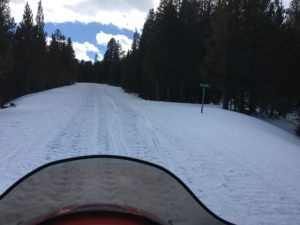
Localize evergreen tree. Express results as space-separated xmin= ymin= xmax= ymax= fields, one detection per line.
xmin=13 ymin=2 xmax=35 ymax=95
xmin=143 ymin=0 xmax=180 ymax=101
xmin=286 ymin=0 xmax=300 ymax=136
xmin=62 ymin=37 xmax=78 ymax=84
xmin=121 ymin=29 xmax=141 ymax=93
xmin=32 ymin=0 xmax=47 ymax=91
xmin=203 ymin=0 xmax=287 ymax=114
xmin=47 ymin=29 xmax=78 ymax=87
xmin=0 ymin=0 xmax=15 ymax=105
xmin=103 ymin=38 xmax=123 ymax=85
xmin=265 ymin=0 xmax=289 ymax=117
xmin=47 ymin=29 xmax=65 ymax=87
xmin=78 ymin=60 xmax=95 ymax=82
xmin=203 ymin=0 xmax=229 ymax=108
xmin=178 ymin=0 xmax=211 ymax=102
xmin=287 ymin=0 xmax=300 ymax=29
xmin=93 ymin=54 xmax=103 ymax=83
xmin=139 ymin=9 xmax=156 ymax=99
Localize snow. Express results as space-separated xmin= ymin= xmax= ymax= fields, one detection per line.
xmin=259 ymin=115 xmax=298 ymax=135
xmin=0 ymin=83 xmax=300 ymax=225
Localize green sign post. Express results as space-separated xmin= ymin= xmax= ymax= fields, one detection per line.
xmin=199 ymin=83 xmax=210 ymax=113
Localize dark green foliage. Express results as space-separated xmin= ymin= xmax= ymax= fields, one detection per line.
xmin=13 ymin=2 xmax=35 ymax=96
xmin=117 ymin=0 xmax=300 ymax=136
xmin=47 ymin=29 xmax=78 ymax=87
xmin=1 ymin=0 xmax=300 ymax=137
xmin=86 ymin=0 xmax=296 ymax=124
xmin=138 ymin=9 xmax=156 ymax=99
xmin=144 ymin=0 xmax=181 ymax=101
xmin=202 ymin=0 xmax=227 ymax=107
xmin=120 ymin=1 xmax=214 ymax=102
xmin=179 ymin=0 xmax=212 ymax=102
xmin=121 ymin=30 xmax=142 ymax=93
xmin=203 ymin=0 xmax=293 ymax=115
xmin=286 ymin=0 xmax=300 ymax=136
xmin=31 ymin=0 xmax=47 ymax=91
xmin=0 ymin=0 xmax=14 ymax=79
xmin=102 ymin=38 xmax=123 ymax=85
xmin=287 ymin=0 xmax=300 ymax=28
xmin=63 ymin=37 xmax=78 ymax=83
xmin=78 ymin=60 xmax=94 ymax=83
xmin=0 ymin=0 xmax=15 ymax=105
xmin=0 ymin=0 xmax=78 ymax=107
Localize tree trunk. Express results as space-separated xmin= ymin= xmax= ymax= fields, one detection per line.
xmin=222 ymin=88 xmax=229 ymax=110
xmin=155 ymin=81 xmax=160 ymax=101
xmin=166 ymin=85 xmax=171 ymax=102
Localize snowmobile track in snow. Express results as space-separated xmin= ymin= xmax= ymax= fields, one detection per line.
xmin=1 ymin=83 xmax=300 ymax=225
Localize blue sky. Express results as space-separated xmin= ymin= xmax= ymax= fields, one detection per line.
xmin=45 ymin=22 xmax=134 ymax=61
xmin=10 ymin=0 xmax=291 ymax=61
xmin=10 ymin=0 xmax=161 ymax=61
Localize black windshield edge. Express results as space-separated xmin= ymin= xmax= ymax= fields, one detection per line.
xmin=0 ymin=155 xmax=235 ymax=225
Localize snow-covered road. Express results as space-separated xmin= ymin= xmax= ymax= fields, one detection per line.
xmin=1 ymin=83 xmax=300 ymax=225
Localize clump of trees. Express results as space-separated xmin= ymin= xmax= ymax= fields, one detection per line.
xmin=1 ymin=0 xmax=300 ymax=136
xmin=0 ymin=0 xmax=77 ymax=106
xmin=79 ymin=0 xmax=299 ymax=136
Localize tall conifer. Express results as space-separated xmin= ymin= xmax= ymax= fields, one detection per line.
xmin=0 ymin=0 xmax=15 ymax=105
xmin=13 ymin=2 xmax=35 ymax=95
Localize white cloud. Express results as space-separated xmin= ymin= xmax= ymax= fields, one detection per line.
xmin=44 ymin=37 xmax=100 ymax=61
xmin=10 ymin=0 xmax=292 ymax=31
xmin=96 ymin=31 xmax=133 ymax=53
xmin=154 ymin=0 xmax=160 ymax=9
xmin=10 ymin=0 xmax=158 ymax=31
xmin=46 ymin=37 xmax=52 ymax=46
xmin=73 ymin=41 xmax=101 ymax=61
xmin=69 ymin=0 xmax=153 ymax=14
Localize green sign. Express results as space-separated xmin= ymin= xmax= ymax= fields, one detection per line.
xmin=199 ymin=83 xmax=210 ymax=88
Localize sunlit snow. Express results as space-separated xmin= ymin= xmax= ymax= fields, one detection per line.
xmin=0 ymin=83 xmax=299 ymax=225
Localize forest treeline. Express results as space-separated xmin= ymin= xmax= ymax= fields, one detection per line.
xmin=0 ymin=0 xmax=77 ymax=106
xmin=0 ymin=0 xmax=300 ymax=136
xmin=79 ymin=0 xmax=300 ymax=136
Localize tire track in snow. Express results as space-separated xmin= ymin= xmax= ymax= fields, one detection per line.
xmin=143 ymin=112 xmax=300 ymax=225
xmin=94 ymin=87 xmax=116 ymax=155
xmin=0 ymin=85 xmax=90 ymax=192
xmin=44 ymin=85 xmax=98 ymax=161
xmin=102 ymin=87 xmax=174 ymax=169
xmin=2 ymin=84 xmax=299 ymax=225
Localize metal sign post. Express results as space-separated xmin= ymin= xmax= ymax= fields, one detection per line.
xmin=199 ymin=83 xmax=210 ymax=114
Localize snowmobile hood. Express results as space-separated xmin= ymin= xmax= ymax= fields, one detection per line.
xmin=0 ymin=155 xmax=234 ymax=225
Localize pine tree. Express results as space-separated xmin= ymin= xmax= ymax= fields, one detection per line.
xmin=203 ymin=0 xmax=287 ymax=114
xmin=139 ymin=9 xmax=156 ymax=99
xmin=287 ymin=0 xmax=300 ymax=29
xmin=102 ymin=38 xmax=123 ymax=85
xmin=178 ymin=0 xmax=211 ymax=102
xmin=265 ymin=0 xmax=290 ymax=117
xmin=286 ymin=0 xmax=300 ymax=136
xmin=46 ymin=29 xmax=78 ymax=87
xmin=93 ymin=54 xmax=103 ymax=83
xmin=13 ymin=2 xmax=35 ymax=95
xmin=143 ymin=0 xmax=180 ymax=101
xmin=121 ymin=29 xmax=141 ymax=93
xmin=0 ymin=0 xmax=15 ymax=105
xmin=32 ymin=0 xmax=47 ymax=91
xmin=47 ymin=29 xmax=65 ymax=87
xmin=203 ymin=0 xmax=229 ymax=108
xmin=62 ymin=37 xmax=78 ymax=84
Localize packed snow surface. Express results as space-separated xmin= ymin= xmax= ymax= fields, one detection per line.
xmin=0 ymin=83 xmax=300 ymax=225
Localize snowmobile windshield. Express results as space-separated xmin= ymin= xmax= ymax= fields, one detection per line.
xmin=0 ymin=156 xmax=233 ymax=225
